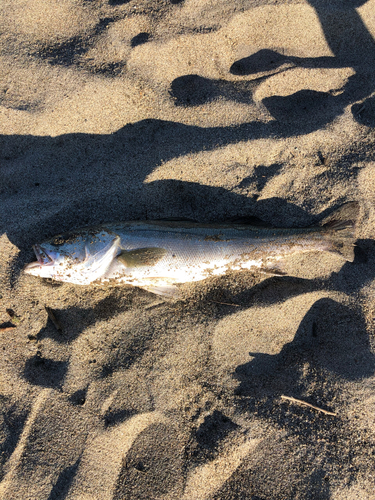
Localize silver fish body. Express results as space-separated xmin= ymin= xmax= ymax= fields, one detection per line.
xmin=24 ymin=203 xmax=358 ymax=296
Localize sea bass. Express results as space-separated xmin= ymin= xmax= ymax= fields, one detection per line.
xmin=24 ymin=203 xmax=358 ymax=297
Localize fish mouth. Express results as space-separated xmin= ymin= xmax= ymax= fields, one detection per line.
xmin=33 ymin=244 xmax=55 ymax=265
xmin=24 ymin=245 xmax=54 ymax=273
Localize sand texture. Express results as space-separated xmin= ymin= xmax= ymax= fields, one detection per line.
xmin=2 ymin=0 xmax=375 ymax=498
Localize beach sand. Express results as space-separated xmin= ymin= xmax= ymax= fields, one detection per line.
xmin=1 ymin=0 xmax=375 ymax=498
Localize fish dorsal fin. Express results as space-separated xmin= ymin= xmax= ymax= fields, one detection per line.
xmin=156 ymin=217 xmax=197 ymax=222
xmin=117 ymin=247 xmax=167 ymax=267
xmin=225 ymin=215 xmax=272 ymax=228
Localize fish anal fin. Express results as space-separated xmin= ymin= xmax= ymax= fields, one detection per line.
xmin=118 ymin=247 xmax=167 ymax=267
xmin=139 ymin=282 xmax=181 ymax=298
xmin=259 ymin=262 xmax=287 ymax=276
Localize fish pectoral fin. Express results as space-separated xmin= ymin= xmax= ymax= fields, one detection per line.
xmin=84 ymin=236 xmax=121 ymax=281
xmin=117 ymin=247 xmax=167 ymax=267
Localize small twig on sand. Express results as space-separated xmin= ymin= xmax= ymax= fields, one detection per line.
xmin=357 ymin=104 xmax=365 ymax=115
xmin=45 ymin=307 xmax=62 ymax=332
xmin=211 ymin=300 xmax=240 ymax=307
xmin=280 ymin=395 xmax=337 ymax=416
xmin=144 ymin=300 xmax=166 ymax=310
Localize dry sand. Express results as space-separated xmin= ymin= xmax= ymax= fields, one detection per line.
xmin=1 ymin=0 xmax=375 ymax=498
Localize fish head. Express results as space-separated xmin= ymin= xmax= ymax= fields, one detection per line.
xmin=24 ymin=231 xmax=121 ymax=284
xmin=24 ymin=236 xmax=88 ymax=282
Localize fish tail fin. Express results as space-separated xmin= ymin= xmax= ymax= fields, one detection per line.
xmin=320 ymin=202 xmax=359 ymax=262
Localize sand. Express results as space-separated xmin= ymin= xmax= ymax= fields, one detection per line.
xmin=1 ymin=0 xmax=375 ymax=498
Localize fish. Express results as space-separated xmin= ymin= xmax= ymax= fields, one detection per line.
xmin=24 ymin=202 xmax=359 ymax=297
